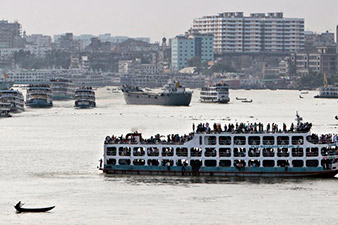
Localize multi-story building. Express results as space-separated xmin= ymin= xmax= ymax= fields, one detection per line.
xmin=0 ymin=20 xmax=22 ymax=48
xmin=26 ymin=34 xmax=52 ymax=47
xmin=291 ymin=46 xmax=338 ymax=76
xmin=171 ymin=34 xmax=214 ymax=71
xmin=192 ymin=12 xmax=304 ymax=54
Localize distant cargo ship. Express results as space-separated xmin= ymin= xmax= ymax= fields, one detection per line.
xmin=50 ymin=78 xmax=75 ymax=100
xmin=122 ymin=81 xmax=192 ymax=106
xmin=26 ymin=84 xmax=53 ymax=108
xmin=74 ymin=86 xmax=96 ymax=108
xmin=200 ymin=83 xmax=230 ymax=103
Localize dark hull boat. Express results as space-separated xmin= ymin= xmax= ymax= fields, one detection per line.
xmin=15 ymin=204 xmax=55 ymax=213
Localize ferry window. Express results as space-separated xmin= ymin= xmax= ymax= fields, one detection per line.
xmin=119 ymin=147 xmax=131 ymax=156
xmin=176 ymin=147 xmax=188 ymax=157
xmin=176 ymin=159 xmax=188 ymax=167
xmin=306 ymin=148 xmax=318 ymax=157
xmin=306 ymin=160 xmax=319 ymax=167
xmin=292 ymin=148 xmax=304 ymax=157
xmin=190 ymin=160 xmax=202 ymax=171
xmin=263 ymin=160 xmax=275 ymax=167
xmin=321 ymin=159 xmax=334 ymax=170
xmin=147 ymin=159 xmax=160 ymax=166
xmin=277 ymin=160 xmax=289 ymax=167
xmin=205 ymin=136 xmax=216 ymax=145
xmin=162 ymin=147 xmax=174 ymax=157
xmin=219 ymin=148 xmax=231 ymax=157
xmin=219 ymin=136 xmax=231 ymax=145
xmin=263 ymin=136 xmax=275 ymax=145
xmin=234 ymin=148 xmax=246 ymax=157
xmin=321 ymin=147 xmax=336 ymax=156
xmin=118 ymin=159 xmax=131 ymax=165
xmin=292 ymin=136 xmax=304 ymax=145
xmin=107 ymin=159 xmax=116 ymax=165
xmin=248 ymin=160 xmax=260 ymax=167
xmin=190 ymin=148 xmax=202 ymax=157
xmin=292 ymin=160 xmax=304 ymax=168
xmin=234 ymin=136 xmax=246 ymax=145
xmin=306 ymin=135 xmax=318 ymax=144
xmin=263 ymin=148 xmax=275 ymax=157
xmin=234 ymin=160 xmax=246 ymax=169
xmin=219 ymin=160 xmax=231 ymax=167
xmin=205 ymin=160 xmax=217 ymax=167
xmin=133 ymin=147 xmax=145 ymax=156
xmin=248 ymin=148 xmax=261 ymax=157
xmin=248 ymin=136 xmax=260 ymax=145
xmin=277 ymin=148 xmax=289 ymax=157
xmin=277 ymin=136 xmax=289 ymax=145
xmin=205 ymin=148 xmax=217 ymax=157
xmin=133 ymin=159 xmax=145 ymax=166
xmin=147 ymin=147 xmax=159 ymax=156
xmin=107 ymin=147 xmax=116 ymax=156
xmin=161 ymin=160 xmax=174 ymax=166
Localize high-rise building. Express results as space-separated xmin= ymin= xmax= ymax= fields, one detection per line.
xmin=0 ymin=20 xmax=22 ymax=48
xmin=192 ymin=12 xmax=304 ymax=54
xmin=171 ymin=34 xmax=214 ymax=71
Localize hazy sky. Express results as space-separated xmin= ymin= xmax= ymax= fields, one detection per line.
xmin=1 ymin=0 xmax=337 ymax=42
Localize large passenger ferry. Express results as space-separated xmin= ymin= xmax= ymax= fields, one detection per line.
xmin=0 ymin=89 xmax=24 ymax=112
xmin=102 ymin=114 xmax=338 ymax=178
xmin=200 ymin=83 xmax=230 ymax=103
xmin=0 ymin=97 xmax=11 ymax=117
xmin=50 ymin=78 xmax=75 ymax=100
xmin=314 ymin=83 xmax=338 ymax=99
xmin=26 ymin=84 xmax=53 ymax=108
xmin=74 ymin=86 xmax=96 ymax=108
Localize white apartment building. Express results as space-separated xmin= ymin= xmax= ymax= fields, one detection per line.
xmin=171 ymin=34 xmax=214 ymax=71
xmin=192 ymin=12 xmax=304 ymax=54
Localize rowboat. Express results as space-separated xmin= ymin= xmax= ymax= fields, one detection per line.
xmin=14 ymin=202 xmax=55 ymax=213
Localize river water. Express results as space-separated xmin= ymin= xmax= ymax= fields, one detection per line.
xmin=1 ymin=88 xmax=338 ymax=224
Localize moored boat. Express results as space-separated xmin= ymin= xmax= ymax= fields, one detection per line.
xmin=122 ymin=80 xmax=192 ymax=106
xmin=26 ymin=84 xmax=53 ymax=108
xmin=0 ymin=97 xmax=11 ymax=117
xmin=50 ymin=78 xmax=75 ymax=100
xmin=74 ymin=86 xmax=96 ymax=108
xmin=0 ymin=89 xmax=24 ymax=112
xmin=102 ymin=114 xmax=338 ymax=178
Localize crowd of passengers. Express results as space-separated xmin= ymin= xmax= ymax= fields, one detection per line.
xmin=104 ymin=132 xmax=194 ymax=145
xmin=195 ymin=122 xmax=313 ymax=134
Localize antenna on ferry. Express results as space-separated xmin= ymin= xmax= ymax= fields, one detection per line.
xmin=296 ymin=111 xmax=303 ymax=128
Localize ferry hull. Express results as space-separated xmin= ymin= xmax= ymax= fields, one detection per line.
xmin=52 ymin=95 xmax=75 ymax=101
xmin=123 ymin=92 xmax=192 ymax=106
xmin=26 ymin=100 xmax=52 ymax=108
xmin=314 ymin=95 xmax=338 ymax=99
xmin=75 ymin=100 xmax=95 ymax=109
xmin=103 ymin=166 xmax=338 ymax=178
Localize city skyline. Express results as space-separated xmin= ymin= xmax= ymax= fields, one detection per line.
xmin=0 ymin=0 xmax=338 ymax=42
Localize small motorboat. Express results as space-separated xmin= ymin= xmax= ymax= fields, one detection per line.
xmin=14 ymin=202 xmax=55 ymax=213
xmin=300 ymin=91 xmax=308 ymax=94
xmin=236 ymin=97 xmax=247 ymax=100
xmin=242 ymin=99 xmax=253 ymax=103
xmin=299 ymin=95 xmax=303 ymax=99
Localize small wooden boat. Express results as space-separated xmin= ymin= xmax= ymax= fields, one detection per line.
xmin=335 ymin=116 xmax=338 ymax=120
xmin=299 ymin=95 xmax=303 ymax=99
xmin=242 ymin=99 xmax=253 ymax=103
xmin=14 ymin=202 xmax=55 ymax=213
